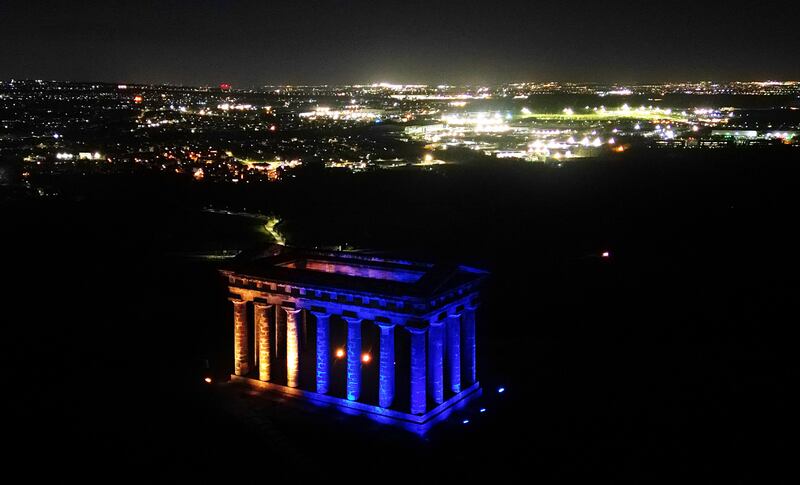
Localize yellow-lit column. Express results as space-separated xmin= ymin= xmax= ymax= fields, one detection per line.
xmin=232 ymin=299 xmax=249 ymax=376
xmin=284 ymin=307 xmax=302 ymax=388
xmin=254 ymin=302 xmax=273 ymax=382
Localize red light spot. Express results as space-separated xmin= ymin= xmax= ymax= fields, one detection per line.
xmin=219 ymin=83 xmax=231 ymax=91
xmin=133 ymin=95 xmax=143 ymax=103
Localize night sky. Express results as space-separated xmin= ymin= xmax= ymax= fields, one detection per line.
xmin=2 ymin=0 xmax=798 ymax=86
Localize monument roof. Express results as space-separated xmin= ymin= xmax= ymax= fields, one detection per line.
xmin=221 ymin=246 xmax=488 ymax=301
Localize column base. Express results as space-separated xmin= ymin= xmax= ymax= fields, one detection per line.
xmin=229 ymin=375 xmax=481 ymax=435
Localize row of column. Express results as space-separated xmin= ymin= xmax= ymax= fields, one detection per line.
xmin=232 ymin=300 xmax=478 ymax=415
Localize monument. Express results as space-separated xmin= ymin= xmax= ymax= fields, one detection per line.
xmin=220 ymin=246 xmax=487 ymax=433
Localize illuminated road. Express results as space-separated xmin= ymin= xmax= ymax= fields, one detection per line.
xmin=204 ymin=208 xmax=286 ymax=245
xmin=263 ymin=217 xmax=286 ymax=245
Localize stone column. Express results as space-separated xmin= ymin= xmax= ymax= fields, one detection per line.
xmin=232 ymin=299 xmax=249 ymax=376
xmin=408 ymin=325 xmax=428 ymax=415
xmin=311 ymin=311 xmax=331 ymax=394
xmin=283 ymin=307 xmax=302 ymax=388
xmin=428 ymin=319 xmax=445 ymax=404
xmin=463 ymin=304 xmax=478 ymax=385
xmin=254 ymin=302 xmax=273 ymax=382
xmin=343 ymin=316 xmax=362 ymax=401
xmin=447 ymin=312 xmax=462 ymax=393
xmin=275 ymin=309 xmax=282 ymax=358
xmin=377 ymin=322 xmax=396 ymax=408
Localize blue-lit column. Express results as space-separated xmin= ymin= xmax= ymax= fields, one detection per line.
xmin=311 ymin=311 xmax=330 ymax=394
xmin=343 ymin=316 xmax=362 ymax=401
xmin=376 ymin=322 xmax=396 ymax=408
xmin=407 ymin=325 xmax=428 ymax=415
xmin=232 ymin=299 xmax=249 ymax=376
xmin=283 ymin=307 xmax=302 ymax=388
xmin=463 ymin=304 xmax=478 ymax=385
xmin=428 ymin=320 xmax=445 ymax=404
xmin=447 ymin=311 xmax=462 ymax=393
xmin=254 ymin=302 xmax=273 ymax=382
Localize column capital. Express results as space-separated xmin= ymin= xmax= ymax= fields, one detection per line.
xmin=406 ymin=324 xmax=429 ymax=335
xmin=375 ymin=321 xmax=396 ymax=330
xmin=282 ymin=306 xmax=303 ymax=315
xmin=309 ymin=310 xmax=330 ymax=318
xmin=465 ymin=302 xmax=480 ymax=312
xmin=253 ymin=301 xmax=273 ymax=309
xmin=448 ymin=311 xmax=463 ymax=318
xmin=229 ymin=297 xmax=247 ymax=304
xmin=429 ymin=319 xmax=446 ymax=327
xmin=341 ymin=315 xmax=362 ymax=324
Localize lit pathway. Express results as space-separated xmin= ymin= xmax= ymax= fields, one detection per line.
xmin=263 ymin=217 xmax=286 ymax=245
xmin=203 ymin=208 xmax=287 ymax=246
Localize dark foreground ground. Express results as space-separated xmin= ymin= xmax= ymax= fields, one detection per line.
xmin=4 ymin=148 xmax=799 ymax=481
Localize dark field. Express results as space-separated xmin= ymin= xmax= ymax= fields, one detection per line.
xmin=5 ymin=148 xmax=799 ymax=480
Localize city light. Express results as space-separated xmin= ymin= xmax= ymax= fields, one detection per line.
xmin=336 ymin=348 xmax=345 ymax=358
xmin=361 ymin=353 xmax=371 ymax=363
xmin=204 ymin=377 xmax=212 ymax=384
xmin=12 ymin=79 xmax=799 ymax=186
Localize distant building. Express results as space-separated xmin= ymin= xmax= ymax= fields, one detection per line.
xmin=220 ymin=247 xmax=487 ymax=433
xmin=711 ymin=130 xmax=758 ymax=140
xmin=404 ymin=124 xmax=445 ymax=135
